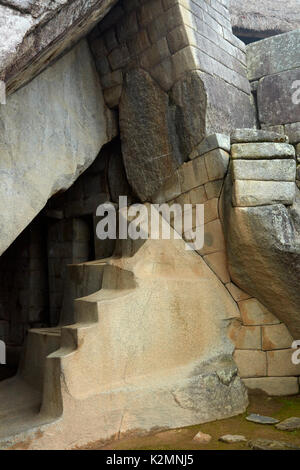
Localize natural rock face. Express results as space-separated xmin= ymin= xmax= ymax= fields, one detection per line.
xmin=224 ymin=183 xmax=300 ymax=338
xmin=230 ymin=0 xmax=300 ymax=39
xmin=0 ymin=0 xmax=117 ymax=94
xmin=0 ymin=39 xmax=113 ymax=256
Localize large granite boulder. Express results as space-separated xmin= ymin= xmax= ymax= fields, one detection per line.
xmin=230 ymin=0 xmax=300 ymax=39
xmin=0 ymin=39 xmax=113 ymax=256
xmin=223 ymin=176 xmax=300 ymax=338
xmin=0 ymin=0 xmax=117 ymax=94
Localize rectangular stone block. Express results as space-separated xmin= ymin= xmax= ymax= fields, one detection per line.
xmin=232 ymin=181 xmax=296 ymax=207
xmin=285 ymin=122 xmax=300 ymax=144
xmin=190 ymin=133 xmax=231 ymax=159
xmin=204 ymin=180 xmax=223 ymax=199
xmin=243 ymin=377 xmax=299 ymax=396
xmin=262 ymin=324 xmax=294 ymax=351
xmin=203 ymin=198 xmax=219 ymax=223
xmin=179 ymin=157 xmax=209 ymax=193
xmin=231 ymin=159 xmax=296 ymax=182
xmin=234 ymin=350 xmax=267 ymax=378
xmin=238 ymin=299 xmax=280 ymax=326
xmin=247 ymin=30 xmax=300 ymax=81
xmin=231 ymin=129 xmax=288 ymax=144
xmin=267 ymin=349 xmax=300 ymax=377
xmin=189 ymin=185 xmax=207 ymax=204
xmin=229 ymin=321 xmax=261 ymax=350
xmin=257 ymin=69 xmax=300 ymax=126
xmin=197 ymin=219 xmax=226 ymax=255
xmin=204 ymin=149 xmax=230 ymax=181
xmin=231 ymin=143 xmax=295 ymax=159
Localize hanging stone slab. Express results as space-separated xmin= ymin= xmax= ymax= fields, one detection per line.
xmin=246 ymin=414 xmax=279 ymax=424
xmin=231 ymin=129 xmax=288 ymax=144
xmin=231 ymin=143 xmax=295 ymax=159
xmin=219 ymin=435 xmax=247 ymax=443
xmin=248 ymin=439 xmax=300 ymax=450
xmin=276 ymin=417 xmax=300 ymax=431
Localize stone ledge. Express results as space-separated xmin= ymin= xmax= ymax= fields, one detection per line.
xmin=231 ymin=142 xmax=295 ymax=159
xmin=231 ymin=159 xmax=296 ymax=182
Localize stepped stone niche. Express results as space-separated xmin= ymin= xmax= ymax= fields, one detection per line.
xmin=0 ymin=0 xmax=299 ymax=450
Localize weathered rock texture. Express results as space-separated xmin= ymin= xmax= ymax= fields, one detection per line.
xmin=230 ymin=0 xmax=300 ymax=39
xmin=0 ymin=39 xmax=113 ymax=256
xmin=0 ymin=0 xmax=117 ymax=94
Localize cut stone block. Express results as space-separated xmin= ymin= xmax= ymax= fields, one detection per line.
xmin=262 ymin=324 xmax=294 ymax=351
xmin=231 ymin=129 xmax=288 ymax=144
xmin=179 ymin=157 xmax=209 ymax=193
xmin=189 ymin=185 xmax=207 ymax=204
xmin=197 ymin=219 xmax=226 ymax=256
xmin=189 ymin=133 xmax=230 ymax=159
xmin=229 ymin=322 xmax=261 ymax=350
xmin=204 ymin=149 xmax=230 ymax=181
xmin=231 ymin=143 xmax=295 ymax=159
xmin=243 ymin=377 xmax=299 ymax=397
xmin=204 ymin=180 xmax=223 ymax=199
xmin=226 ymin=283 xmax=251 ymax=302
xmin=285 ymin=122 xmax=300 ymax=144
xmin=238 ymin=299 xmax=280 ymax=326
xmin=231 ymin=160 xmax=296 ymax=182
xmin=203 ymin=198 xmax=219 ymax=224
xmin=267 ymin=349 xmax=300 ymax=377
xmin=257 ymin=69 xmax=300 ymax=126
xmin=204 ymin=250 xmax=230 ymax=284
xmin=246 ymin=30 xmax=300 ymax=81
xmin=232 ymin=181 xmax=296 ymax=207
xmin=234 ymin=350 xmax=267 ymax=378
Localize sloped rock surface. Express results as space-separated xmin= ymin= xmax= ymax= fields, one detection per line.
xmin=0 ymin=39 xmax=112 ymax=256
xmin=0 ymin=0 xmax=117 ymax=94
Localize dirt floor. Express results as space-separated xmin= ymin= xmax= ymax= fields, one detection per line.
xmin=82 ymin=393 xmax=300 ymax=450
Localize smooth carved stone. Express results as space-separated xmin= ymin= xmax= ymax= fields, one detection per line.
xmin=246 ymin=414 xmax=279 ymax=425
xmin=243 ymin=377 xmax=299 ymax=397
xmin=231 ymin=143 xmax=295 ymax=159
xmin=190 ymin=134 xmax=231 ymax=159
xmin=257 ymin=69 xmax=300 ymax=126
xmin=204 ymin=149 xmax=230 ymax=181
xmin=262 ymin=324 xmax=293 ymax=351
xmin=248 ymin=439 xmax=300 ymax=450
xmin=232 ymin=181 xmax=296 ymax=207
xmin=233 ymin=350 xmax=267 ymax=378
xmin=231 ymin=160 xmax=296 ymax=182
xmin=193 ymin=432 xmax=212 ymax=444
xmin=246 ymin=29 xmax=300 ymax=81
xmin=219 ymin=435 xmax=246 ymax=443
xmin=276 ymin=417 xmax=300 ymax=431
xmin=231 ymin=129 xmax=288 ymax=144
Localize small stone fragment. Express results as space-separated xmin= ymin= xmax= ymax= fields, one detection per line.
xmin=275 ymin=417 xmax=300 ymax=431
xmin=248 ymin=439 xmax=300 ymax=450
xmin=246 ymin=413 xmax=279 ymax=424
xmin=193 ymin=431 xmax=212 ymax=444
xmin=219 ymin=434 xmax=247 ymax=443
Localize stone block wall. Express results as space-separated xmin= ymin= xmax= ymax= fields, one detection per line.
xmin=88 ymin=0 xmax=256 ymax=200
xmin=149 ymin=129 xmax=300 ymax=396
xmin=247 ymin=30 xmax=300 ymax=189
